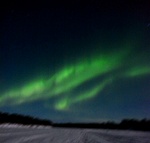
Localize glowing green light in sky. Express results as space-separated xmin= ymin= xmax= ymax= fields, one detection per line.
xmin=73 ymin=78 xmax=112 ymax=103
xmin=126 ymin=66 xmax=150 ymax=77
xmin=0 ymin=79 xmax=47 ymax=105
xmin=20 ymin=80 xmax=45 ymax=96
xmin=49 ymin=50 xmax=128 ymax=96
xmin=55 ymin=78 xmax=112 ymax=110
xmin=0 ymin=47 xmax=131 ymax=108
xmin=55 ymin=97 xmax=70 ymax=110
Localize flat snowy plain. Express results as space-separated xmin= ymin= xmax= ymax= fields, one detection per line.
xmin=0 ymin=124 xmax=149 ymax=143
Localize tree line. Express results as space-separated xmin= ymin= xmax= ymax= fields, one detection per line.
xmin=53 ymin=119 xmax=150 ymax=131
xmin=0 ymin=112 xmax=52 ymax=126
xmin=0 ymin=112 xmax=150 ymax=131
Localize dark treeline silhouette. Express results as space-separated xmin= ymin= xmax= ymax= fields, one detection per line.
xmin=53 ymin=119 xmax=150 ymax=131
xmin=119 ymin=119 xmax=150 ymax=131
xmin=0 ymin=112 xmax=52 ymax=126
xmin=0 ymin=112 xmax=150 ymax=131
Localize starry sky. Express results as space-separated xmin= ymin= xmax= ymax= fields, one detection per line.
xmin=0 ymin=1 xmax=150 ymax=122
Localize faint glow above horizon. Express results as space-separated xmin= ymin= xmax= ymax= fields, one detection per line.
xmin=1 ymin=45 xmax=150 ymax=111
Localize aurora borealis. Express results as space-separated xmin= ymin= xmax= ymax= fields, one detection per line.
xmin=0 ymin=1 xmax=150 ymax=122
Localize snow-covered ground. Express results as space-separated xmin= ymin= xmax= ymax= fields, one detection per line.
xmin=0 ymin=124 xmax=149 ymax=143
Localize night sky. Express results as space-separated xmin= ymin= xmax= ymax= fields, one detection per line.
xmin=0 ymin=1 xmax=150 ymax=122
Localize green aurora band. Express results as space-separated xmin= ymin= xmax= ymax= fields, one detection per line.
xmin=55 ymin=78 xmax=113 ymax=110
xmin=125 ymin=66 xmax=150 ymax=77
xmin=0 ymin=47 xmax=150 ymax=110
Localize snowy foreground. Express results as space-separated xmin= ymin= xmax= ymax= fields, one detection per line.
xmin=0 ymin=124 xmax=149 ymax=143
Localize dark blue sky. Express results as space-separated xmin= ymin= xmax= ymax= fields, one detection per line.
xmin=0 ymin=1 xmax=150 ymax=122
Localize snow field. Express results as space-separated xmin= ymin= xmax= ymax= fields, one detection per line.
xmin=0 ymin=125 xmax=149 ymax=143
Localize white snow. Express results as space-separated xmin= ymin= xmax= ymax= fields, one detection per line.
xmin=0 ymin=124 xmax=149 ymax=143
